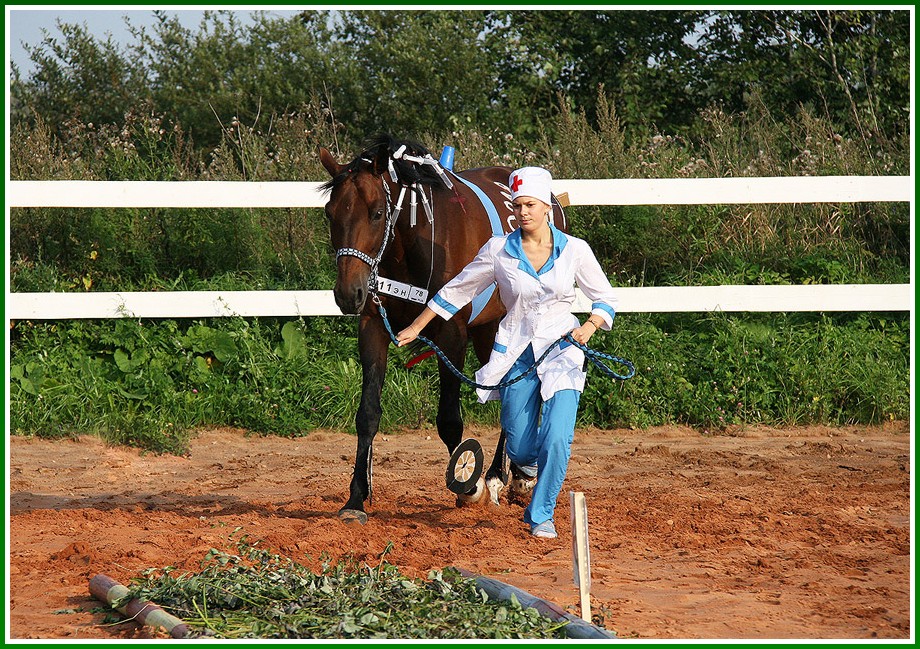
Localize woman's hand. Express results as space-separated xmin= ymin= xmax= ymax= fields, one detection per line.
xmin=396 ymin=325 xmax=419 ymax=347
xmin=570 ymin=318 xmax=600 ymax=345
xmin=396 ymin=307 xmax=438 ymax=347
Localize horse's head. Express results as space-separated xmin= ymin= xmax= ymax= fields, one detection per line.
xmin=319 ymin=146 xmax=389 ymax=314
xmin=319 ymin=135 xmax=439 ymax=314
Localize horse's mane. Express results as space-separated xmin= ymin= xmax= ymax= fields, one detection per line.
xmin=320 ymin=134 xmax=445 ymax=192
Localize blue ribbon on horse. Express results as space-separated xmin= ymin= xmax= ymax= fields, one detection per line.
xmin=448 ymin=171 xmax=505 ymax=325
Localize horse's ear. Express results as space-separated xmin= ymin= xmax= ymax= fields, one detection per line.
xmin=370 ymin=149 xmax=389 ymax=176
xmin=318 ymin=147 xmax=345 ymax=178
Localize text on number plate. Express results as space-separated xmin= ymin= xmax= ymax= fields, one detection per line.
xmin=376 ymin=277 xmax=429 ymax=304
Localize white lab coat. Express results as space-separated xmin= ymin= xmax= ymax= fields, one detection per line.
xmin=428 ymin=224 xmax=619 ymax=403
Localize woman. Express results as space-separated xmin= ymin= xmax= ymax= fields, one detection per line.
xmin=396 ymin=166 xmax=618 ymax=539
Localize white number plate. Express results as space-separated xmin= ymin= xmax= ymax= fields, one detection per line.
xmin=376 ymin=277 xmax=428 ymax=304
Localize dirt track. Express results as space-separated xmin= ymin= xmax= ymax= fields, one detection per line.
xmin=7 ymin=422 xmax=912 ymax=640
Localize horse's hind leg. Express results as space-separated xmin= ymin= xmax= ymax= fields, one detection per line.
xmin=471 ymin=322 xmax=507 ymax=505
xmin=509 ymin=461 xmax=538 ymax=500
xmin=482 ymin=433 xmax=536 ymax=505
xmin=435 ymin=324 xmax=485 ymax=506
xmin=483 ymin=437 xmax=534 ymax=505
xmin=485 ymin=431 xmax=508 ymax=505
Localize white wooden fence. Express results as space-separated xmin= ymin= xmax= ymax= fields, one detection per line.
xmin=6 ymin=176 xmax=914 ymax=319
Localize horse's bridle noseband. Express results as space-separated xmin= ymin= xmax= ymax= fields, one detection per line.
xmin=335 ymin=247 xmax=377 ymax=268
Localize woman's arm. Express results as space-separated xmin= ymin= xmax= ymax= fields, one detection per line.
xmin=397 ymin=238 xmax=500 ymax=346
xmin=396 ymin=307 xmax=438 ymax=346
xmin=573 ymin=239 xmax=619 ymax=335
xmin=569 ymin=312 xmax=605 ymax=345
xmin=427 ymin=239 xmax=499 ymax=321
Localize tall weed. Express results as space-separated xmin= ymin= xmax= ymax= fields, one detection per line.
xmin=577 ymin=312 xmax=908 ymax=431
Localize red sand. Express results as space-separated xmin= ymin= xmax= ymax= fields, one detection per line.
xmin=8 ymin=422 xmax=911 ymax=639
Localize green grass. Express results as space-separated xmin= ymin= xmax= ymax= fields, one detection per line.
xmin=9 ymin=311 xmax=909 ymax=454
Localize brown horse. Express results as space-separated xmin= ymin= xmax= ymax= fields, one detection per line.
xmin=319 ymin=134 xmax=567 ymax=523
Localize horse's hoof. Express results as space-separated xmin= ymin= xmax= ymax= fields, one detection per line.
xmin=338 ymin=508 xmax=368 ymax=525
xmin=486 ymin=476 xmax=505 ymax=505
xmin=456 ymin=476 xmax=486 ymax=507
xmin=511 ymin=475 xmax=537 ymax=496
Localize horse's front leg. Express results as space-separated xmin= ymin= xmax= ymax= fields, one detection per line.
xmin=435 ymin=326 xmax=464 ymax=457
xmin=339 ymin=313 xmax=389 ymax=524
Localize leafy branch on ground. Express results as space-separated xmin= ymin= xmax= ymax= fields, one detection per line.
xmin=124 ymin=536 xmax=568 ymax=639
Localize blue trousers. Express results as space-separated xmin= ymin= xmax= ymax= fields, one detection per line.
xmin=500 ymin=345 xmax=581 ymax=527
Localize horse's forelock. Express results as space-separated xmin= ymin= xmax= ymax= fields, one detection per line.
xmin=321 ymin=135 xmax=441 ymax=193
xmin=318 ymin=155 xmax=373 ymax=194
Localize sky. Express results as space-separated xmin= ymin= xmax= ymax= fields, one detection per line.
xmin=6 ymin=6 xmax=305 ymax=77
xmin=5 ymin=4 xmax=694 ymax=77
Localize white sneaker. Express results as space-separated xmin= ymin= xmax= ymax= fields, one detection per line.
xmin=531 ymin=520 xmax=557 ymax=539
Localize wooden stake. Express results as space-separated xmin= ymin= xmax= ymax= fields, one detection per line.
xmin=569 ymin=491 xmax=592 ymax=623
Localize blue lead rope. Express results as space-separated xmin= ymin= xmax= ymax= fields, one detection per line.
xmin=376 ymin=301 xmax=635 ymax=391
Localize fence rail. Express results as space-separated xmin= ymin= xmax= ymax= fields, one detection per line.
xmin=6 ymin=176 xmax=913 ymax=319
xmin=7 ymin=176 xmax=913 ymax=208
xmin=5 ymin=284 xmax=912 ymax=320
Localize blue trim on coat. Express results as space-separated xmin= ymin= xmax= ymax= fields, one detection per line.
xmin=504 ymin=223 xmax=569 ymax=279
xmin=592 ymin=301 xmax=616 ymax=321
xmin=433 ymin=293 xmax=460 ymax=316
xmin=492 ymin=341 xmax=508 ymax=354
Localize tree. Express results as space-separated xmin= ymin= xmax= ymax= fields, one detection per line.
xmin=11 ymin=8 xmax=909 ymax=155
xmin=127 ymin=10 xmax=341 ymax=149
xmin=331 ymin=11 xmax=502 ymax=139
xmin=696 ymin=10 xmax=910 ymax=141
xmin=11 ymin=19 xmax=145 ymax=129
xmin=487 ymin=10 xmax=708 ymax=139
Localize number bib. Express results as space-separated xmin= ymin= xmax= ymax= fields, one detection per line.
xmin=376 ymin=277 xmax=429 ymax=304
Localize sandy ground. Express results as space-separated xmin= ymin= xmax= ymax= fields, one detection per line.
xmin=6 ymin=421 xmax=912 ymax=640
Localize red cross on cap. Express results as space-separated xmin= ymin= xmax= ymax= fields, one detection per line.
xmin=510 ymin=175 xmax=523 ymax=192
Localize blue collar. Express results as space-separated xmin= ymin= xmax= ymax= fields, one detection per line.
xmin=504 ymin=223 xmax=569 ymax=279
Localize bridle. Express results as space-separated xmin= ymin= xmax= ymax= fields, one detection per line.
xmin=334 ymin=172 xmax=399 ymax=291
xmin=334 ymin=148 xmax=453 ymax=296
xmin=335 ymin=166 xmax=405 ymax=288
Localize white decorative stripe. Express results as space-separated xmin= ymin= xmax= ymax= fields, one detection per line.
xmin=336 ymin=247 xmax=376 ymax=266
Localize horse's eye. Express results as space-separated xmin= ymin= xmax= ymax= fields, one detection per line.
xmin=371 ymin=208 xmax=384 ymax=221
